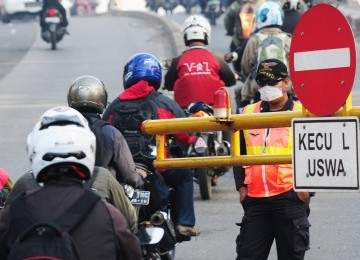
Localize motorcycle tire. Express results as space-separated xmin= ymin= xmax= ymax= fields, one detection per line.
xmin=51 ymin=32 xmax=57 ymax=50
xmin=160 ymin=248 xmax=175 ymax=260
xmin=196 ymin=167 xmax=212 ymax=200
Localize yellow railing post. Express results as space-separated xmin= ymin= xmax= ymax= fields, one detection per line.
xmin=156 ymin=134 xmax=165 ymax=160
xmin=231 ymin=129 xmax=240 ymax=157
xmin=342 ymin=93 xmax=353 ymax=116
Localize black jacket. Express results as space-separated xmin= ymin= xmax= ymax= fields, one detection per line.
xmin=40 ymin=0 xmax=68 ymax=28
xmin=281 ymin=10 xmax=302 ymax=34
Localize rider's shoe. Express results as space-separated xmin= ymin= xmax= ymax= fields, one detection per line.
xmin=175 ymin=225 xmax=200 ymax=237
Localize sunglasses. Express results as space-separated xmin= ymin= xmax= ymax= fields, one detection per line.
xmin=256 ymin=79 xmax=283 ymax=88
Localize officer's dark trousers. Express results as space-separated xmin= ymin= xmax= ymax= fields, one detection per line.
xmin=236 ymin=190 xmax=310 ymax=260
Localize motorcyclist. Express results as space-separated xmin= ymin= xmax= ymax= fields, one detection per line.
xmin=103 ymin=53 xmax=200 ymax=240
xmin=39 ymin=0 xmax=69 ymax=33
xmin=239 ymin=1 xmax=291 ymax=111
xmin=281 ymin=0 xmax=304 ymax=34
xmin=67 ymin=75 xmax=146 ymax=189
xmin=223 ymin=0 xmax=254 ymax=74
xmin=0 ymin=168 xmax=12 ymax=213
xmin=0 ymin=106 xmax=143 ymax=259
xmin=5 ymin=166 xmax=139 ymax=231
xmin=164 ymin=15 xmax=236 ymax=109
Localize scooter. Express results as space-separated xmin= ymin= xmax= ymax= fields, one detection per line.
xmin=125 ymin=159 xmax=177 ymax=260
xmin=180 ymin=0 xmax=198 ymax=14
xmin=41 ymin=8 xmax=66 ymax=50
xmin=163 ymin=0 xmax=179 ymax=14
xmin=186 ymin=102 xmax=231 ymax=200
xmin=203 ymin=0 xmax=222 ymax=25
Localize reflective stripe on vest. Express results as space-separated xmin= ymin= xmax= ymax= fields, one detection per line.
xmin=242 ymin=100 xmax=302 ymax=197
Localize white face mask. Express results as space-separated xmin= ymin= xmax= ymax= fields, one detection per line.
xmin=258 ymin=86 xmax=283 ymax=102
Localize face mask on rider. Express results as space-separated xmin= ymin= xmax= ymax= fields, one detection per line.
xmin=258 ymin=86 xmax=283 ymax=102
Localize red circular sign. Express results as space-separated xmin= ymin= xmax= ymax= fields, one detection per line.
xmin=289 ymin=4 xmax=356 ymax=116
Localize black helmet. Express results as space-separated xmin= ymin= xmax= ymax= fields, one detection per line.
xmin=67 ymin=75 xmax=108 ymax=114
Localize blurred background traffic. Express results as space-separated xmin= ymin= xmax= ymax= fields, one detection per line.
xmin=0 ymin=0 xmax=358 ymax=24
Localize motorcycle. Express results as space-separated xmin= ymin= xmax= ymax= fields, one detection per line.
xmin=179 ymin=0 xmax=197 ymax=14
xmin=41 ymin=8 xmax=66 ymax=50
xmin=186 ymin=102 xmax=231 ymax=200
xmin=203 ymin=0 xmax=222 ymax=26
xmin=125 ymin=159 xmax=177 ymax=260
xmin=145 ymin=0 xmax=163 ymax=12
xmin=70 ymin=0 xmax=96 ymax=16
xmin=163 ymin=0 xmax=179 ymax=14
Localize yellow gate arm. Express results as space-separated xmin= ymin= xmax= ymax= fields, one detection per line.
xmin=142 ymin=98 xmax=360 ymax=169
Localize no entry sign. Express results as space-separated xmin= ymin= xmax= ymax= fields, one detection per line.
xmin=289 ymin=4 xmax=356 ymax=116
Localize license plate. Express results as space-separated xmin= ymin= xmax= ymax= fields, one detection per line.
xmin=45 ymin=17 xmax=61 ymax=23
xmin=25 ymin=2 xmax=42 ymax=7
xmin=130 ymin=190 xmax=150 ymax=205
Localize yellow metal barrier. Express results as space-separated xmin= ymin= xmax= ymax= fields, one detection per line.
xmin=142 ymin=97 xmax=360 ymax=169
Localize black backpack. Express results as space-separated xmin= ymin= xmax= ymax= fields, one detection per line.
xmin=8 ymin=189 xmax=101 ymax=260
xmin=85 ymin=117 xmax=108 ymax=167
xmin=112 ymin=92 xmax=159 ymax=159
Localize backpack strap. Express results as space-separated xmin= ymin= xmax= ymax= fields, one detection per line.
xmin=11 ymin=189 xmax=101 ymax=235
xmin=87 ymin=119 xmax=108 ymax=166
xmin=144 ymin=91 xmax=159 ymax=121
xmin=84 ymin=167 xmax=99 ymax=189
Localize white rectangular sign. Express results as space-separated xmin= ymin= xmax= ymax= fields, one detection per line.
xmin=292 ymin=117 xmax=359 ymax=192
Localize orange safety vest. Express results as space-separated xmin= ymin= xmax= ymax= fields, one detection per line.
xmin=242 ymin=100 xmax=302 ymax=197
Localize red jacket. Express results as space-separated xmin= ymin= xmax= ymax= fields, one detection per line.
xmin=164 ymin=47 xmax=236 ymax=108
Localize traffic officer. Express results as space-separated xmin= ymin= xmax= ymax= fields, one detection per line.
xmin=233 ymin=58 xmax=311 ymax=260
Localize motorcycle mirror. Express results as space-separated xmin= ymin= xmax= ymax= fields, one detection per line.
xmin=149 ymin=145 xmax=157 ymax=157
xmin=137 ymin=227 xmax=164 ymax=245
xmin=160 ymin=59 xmax=172 ymax=70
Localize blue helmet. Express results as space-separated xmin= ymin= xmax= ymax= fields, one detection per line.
xmin=123 ymin=53 xmax=162 ymax=90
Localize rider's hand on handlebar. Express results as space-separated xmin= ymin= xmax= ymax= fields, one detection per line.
xmin=224 ymin=51 xmax=238 ymax=63
xmin=136 ymin=167 xmax=147 ymax=179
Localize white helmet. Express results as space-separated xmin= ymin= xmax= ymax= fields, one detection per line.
xmin=27 ymin=106 xmax=96 ymax=182
xmin=182 ymin=15 xmax=211 ymax=46
xmin=255 ymin=1 xmax=284 ymax=30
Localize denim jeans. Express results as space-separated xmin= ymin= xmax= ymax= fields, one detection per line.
xmin=162 ymin=168 xmax=196 ymax=226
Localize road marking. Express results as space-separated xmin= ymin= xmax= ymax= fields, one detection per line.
xmin=294 ymin=48 xmax=350 ymax=71
xmin=0 ymin=103 xmax=61 ymax=109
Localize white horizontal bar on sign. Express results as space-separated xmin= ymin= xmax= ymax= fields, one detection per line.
xmin=294 ymin=48 xmax=350 ymax=71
